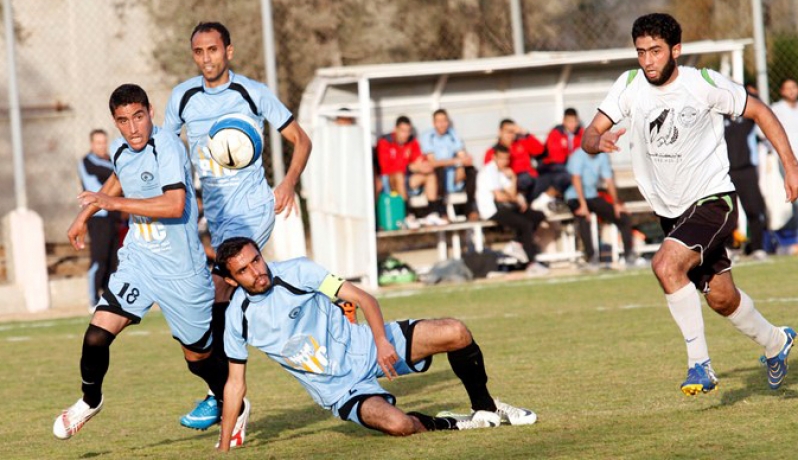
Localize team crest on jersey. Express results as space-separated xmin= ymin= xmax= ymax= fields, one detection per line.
xmin=141 ymin=171 xmax=154 ymax=182
xmin=678 ymin=106 xmax=698 ymax=127
xmin=289 ymin=306 xmax=302 ymax=319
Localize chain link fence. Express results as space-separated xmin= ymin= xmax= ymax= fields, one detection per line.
xmin=1 ymin=0 xmax=797 ymax=251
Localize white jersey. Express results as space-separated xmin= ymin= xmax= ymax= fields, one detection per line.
xmin=598 ymin=66 xmax=747 ymax=218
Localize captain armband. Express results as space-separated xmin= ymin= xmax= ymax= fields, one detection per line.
xmin=319 ymin=273 xmax=346 ymax=301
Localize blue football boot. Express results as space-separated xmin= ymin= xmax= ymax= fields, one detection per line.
xmin=180 ymin=395 xmax=220 ymax=430
xmin=681 ymin=360 xmax=718 ymax=396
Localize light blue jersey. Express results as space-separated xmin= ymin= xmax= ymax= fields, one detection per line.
xmin=225 ymin=257 xmax=427 ymax=413
xmin=111 ymin=126 xmax=207 ymax=279
xmin=564 ymin=148 xmax=613 ymax=201
xmin=164 ymin=71 xmax=292 ymax=248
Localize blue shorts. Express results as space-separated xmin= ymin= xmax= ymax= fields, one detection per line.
xmin=331 ymin=319 xmax=432 ymax=429
xmin=209 ymin=198 xmax=275 ymax=250
xmin=96 ymin=263 xmax=215 ymax=352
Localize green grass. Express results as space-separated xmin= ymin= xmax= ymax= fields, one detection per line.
xmin=3 ymin=258 xmax=798 ymax=459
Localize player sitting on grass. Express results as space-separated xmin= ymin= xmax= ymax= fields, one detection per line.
xmin=214 ymin=237 xmax=536 ymax=451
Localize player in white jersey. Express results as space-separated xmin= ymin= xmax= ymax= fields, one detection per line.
xmin=212 ymin=237 xmax=536 ymax=452
xmin=53 ymin=85 xmax=247 ymax=446
xmin=583 ymin=13 xmax=798 ymax=395
xmin=164 ymin=22 xmax=312 ymax=430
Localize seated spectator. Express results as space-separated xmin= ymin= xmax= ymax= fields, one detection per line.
xmin=420 ymin=109 xmax=478 ymax=221
xmin=484 ymin=119 xmax=560 ymax=215
xmin=541 ymin=107 xmax=583 ymax=194
xmin=376 ymin=116 xmax=446 ymax=227
xmin=477 ymin=145 xmax=549 ymax=275
xmin=723 ymin=84 xmax=768 ymax=260
xmin=564 ymin=148 xmax=641 ymax=269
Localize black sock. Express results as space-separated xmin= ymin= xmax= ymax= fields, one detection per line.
xmin=447 ymin=340 xmax=496 ymax=412
xmin=210 ymin=302 xmax=229 ymax=362
xmin=407 ymin=412 xmax=458 ymax=431
xmin=186 ymin=354 xmax=228 ymax=407
xmin=80 ymin=324 xmax=116 ymax=408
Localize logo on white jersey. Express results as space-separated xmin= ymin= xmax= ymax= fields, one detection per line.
xmin=678 ymin=106 xmax=698 ymax=128
xmin=283 ymin=335 xmax=329 ymax=374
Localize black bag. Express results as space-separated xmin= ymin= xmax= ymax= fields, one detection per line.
xmin=462 ymin=252 xmax=500 ymax=278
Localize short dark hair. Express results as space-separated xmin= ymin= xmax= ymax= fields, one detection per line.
xmin=780 ymin=77 xmax=797 ymax=89
xmin=564 ymin=108 xmax=578 ymax=118
xmin=109 ymin=84 xmax=150 ymax=115
xmin=191 ymin=22 xmax=231 ymax=48
xmin=499 ymin=119 xmax=515 ymax=130
xmin=433 ymin=108 xmax=448 ymax=119
xmin=395 ymin=115 xmax=411 ymax=127
xmin=89 ymin=129 xmax=107 ymax=140
xmin=632 ymin=13 xmax=682 ymax=47
xmin=215 ymin=236 xmax=258 ymax=278
xmin=494 ymin=144 xmax=510 ymax=154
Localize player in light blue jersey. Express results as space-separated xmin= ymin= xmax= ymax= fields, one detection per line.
xmin=213 ymin=237 xmax=537 ymax=452
xmin=164 ymin=22 xmax=312 ymax=429
xmin=53 ymin=85 xmax=248 ymax=448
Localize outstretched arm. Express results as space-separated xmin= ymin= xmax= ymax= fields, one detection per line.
xmin=218 ymin=361 xmax=247 ymax=452
xmin=337 ymin=281 xmax=399 ymax=380
xmin=743 ymin=94 xmax=798 ymax=202
xmin=273 ymin=120 xmax=312 ymax=217
xmin=78 ymin=187 xmax=186 ymax=220
xmin=582 ymin=112 xmax=626 ymax=155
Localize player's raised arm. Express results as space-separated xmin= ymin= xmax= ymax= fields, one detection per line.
xmin=337 ymin=281 xmax=399 ymax=380
xmin=273 ymin=120 xmax=312 ymax=216
xmin=582 ymin=111 xmax=626 ymax=154
xmin=743 ymin=94 xmax=798 ymax=202
xmin=218 ymin=361 xmax=247 ymax=452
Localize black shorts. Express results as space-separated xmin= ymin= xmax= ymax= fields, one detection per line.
xmin=659 ymin=192 xmax=738 ymax=292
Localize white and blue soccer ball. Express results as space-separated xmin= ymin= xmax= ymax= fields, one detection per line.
xmin=207 ymin=114 xmax=264 ymax=170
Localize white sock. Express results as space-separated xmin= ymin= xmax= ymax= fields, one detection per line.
xmin=666 ymin=283 xmax=709 ymax=367
xmin=727 ymin=289 xmax=783 ymax=358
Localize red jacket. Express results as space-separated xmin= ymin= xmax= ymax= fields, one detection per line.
xmin=483 ymin=134 xmax=545 ymax=177
xmin=376 ymin=133 xmax=424 ymax=175
xmin=544 ymin=125 xmax=583 ymax=166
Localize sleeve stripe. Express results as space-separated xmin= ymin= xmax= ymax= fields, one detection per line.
xmin=162 ymin=182 xmax=187 ymax=193
xmin=228 ymin=357 xmax=248 ymax=365
xmin=319 ymin=273 xmax=345 ymax=301
xmin=277 ymin=115 xmax=295 ymax=132
xmin=597 ymin=108 xmax=619 ymax=125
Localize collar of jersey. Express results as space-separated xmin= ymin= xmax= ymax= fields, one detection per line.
xmin=203 ymin=70 xmax=235 ymax=95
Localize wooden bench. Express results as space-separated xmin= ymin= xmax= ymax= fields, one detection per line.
xmin=377 ymin=220 xmax=497 ymax=261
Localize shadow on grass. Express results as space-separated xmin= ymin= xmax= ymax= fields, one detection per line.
xmin=107 ymin=368 xmax=462 ymax=456
xmin=708 ymin=364 xmax=798 ymax=407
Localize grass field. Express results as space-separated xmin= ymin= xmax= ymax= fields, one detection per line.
xmin=2 ymin=257 xmax=798 ymax=459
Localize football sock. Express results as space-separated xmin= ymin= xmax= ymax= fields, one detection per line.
xmin=211 ymin=302 xmax=229 ymax=361
xmin=186 ymin=354 xmax=228 ymax=407
xmin=666 ymin=283 xmax=710 ymax=368
xmin=447 ymin=340 xmax=497 ymax=413
xmin=80 ymin=324 xmax=117 ymax=408
xmin=727 ymin=289 xmax=783 ymax=358
xmin=407 ymin=412 xmax=458 ymax=431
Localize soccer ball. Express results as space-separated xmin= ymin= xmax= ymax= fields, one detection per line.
xmin=206 ymin=114 xmax=264 ymax=169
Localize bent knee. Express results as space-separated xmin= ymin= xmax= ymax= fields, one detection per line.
xmin=382 ymin=417 xmax=417 ymax=436
xmin=441 ymin=318 xmax=472 ymax=349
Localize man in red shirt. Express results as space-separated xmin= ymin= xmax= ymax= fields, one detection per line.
xmin=541 ymin=108 xmax=583 ymax=194
xmin=377 ymin=116 xmax=445 ymax=225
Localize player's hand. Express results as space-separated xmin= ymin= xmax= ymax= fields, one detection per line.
xmin=599 ymin=128 xmax=626 ymax=153
xmin=78 ymin=191 xmax=117 ymax=212
xmin=784 ymin=167 xmax=798 ymax=202
xmin=376 ymin=337 xmax=399 ymax=380
xmin=67 ymin=219 xmax=89 ymax=251
xmin=574 ymin=203 xmax=589 ymax=217
xmin=273 ymin=180 xmax=297 ymax=217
